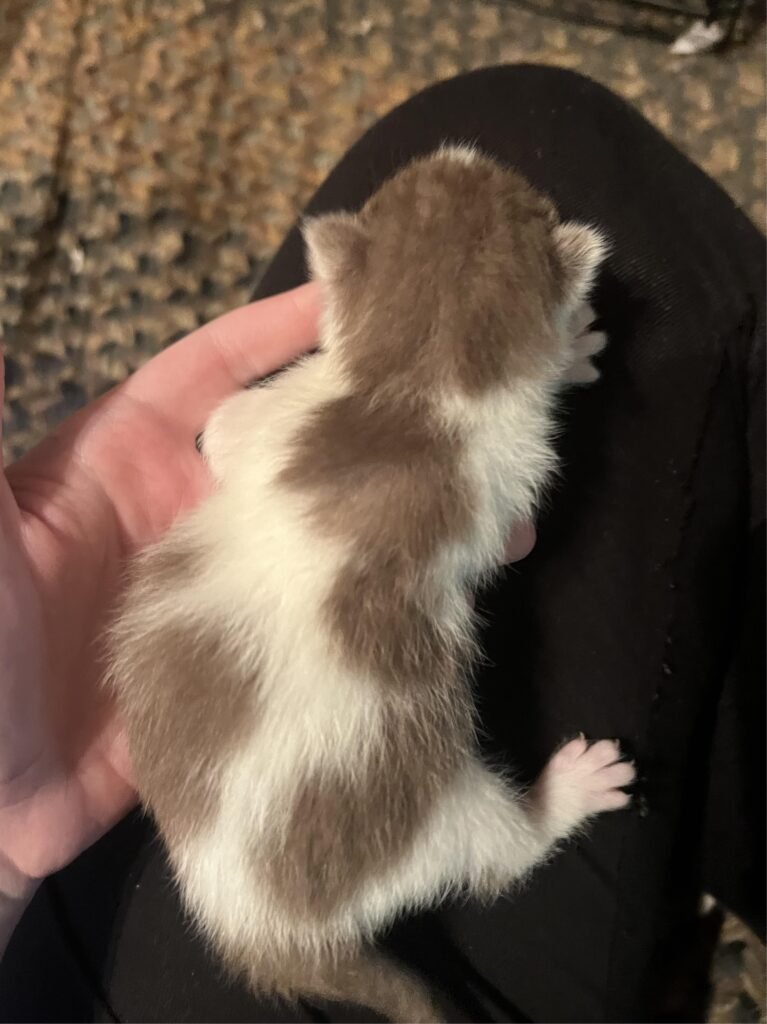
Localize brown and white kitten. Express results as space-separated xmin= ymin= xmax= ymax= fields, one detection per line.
xmin=107 ymin=145 xmax=632 ymax=1022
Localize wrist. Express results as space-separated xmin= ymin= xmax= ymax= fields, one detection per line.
xmin=0 ymin=845 xmax=40 ymax=900
xmin=0 ymin=879 xmax=39 ymax=960
xmin=0 ymin=849 xmax=40 ymax=958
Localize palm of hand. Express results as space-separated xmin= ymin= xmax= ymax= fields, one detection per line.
xmin=0 ymin=286 xmax=320 ymax=896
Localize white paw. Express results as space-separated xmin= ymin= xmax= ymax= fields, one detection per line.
xmin=198 ymin=388 xmax=264 ymax=482
xmin=534 ymin=735 xmax=635 ymax=830
xmin=564 ymin=303 xmax=607 ymax=385
xmin=569 ymin=301 xmax=597 ymax=338
xmin=572 ymin=328 xmax=607 ymax=360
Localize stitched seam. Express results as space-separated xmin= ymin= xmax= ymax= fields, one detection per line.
xmin=603 ymin=337 xmax=731 ymax=1021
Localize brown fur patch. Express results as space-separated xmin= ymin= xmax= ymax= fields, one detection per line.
xmin=265 ymin=693 xmax=473 ymax=919
xmin=275 ymin=394 xmax=476 ymax=914
xmin=279 ymin=393 xmax=470 ymax=557
xmin=283 ymin=153 xmax=568 ymax=695
xmin=111 ymin=559 xmax=258 ymax=844
xmin=320 ymin=151 xmax=567 ymax=397
xmin=279 ymin=392 xmax=473 ymax=686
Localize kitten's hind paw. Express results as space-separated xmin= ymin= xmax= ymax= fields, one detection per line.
xmin=533 ymin=736 xmax=636 ymax=830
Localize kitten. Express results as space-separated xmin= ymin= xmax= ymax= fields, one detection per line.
xmin=107 ymin=145 xmax=631 ymax=1023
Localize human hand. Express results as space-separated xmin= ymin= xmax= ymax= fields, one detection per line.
xmin=0 ymin=280 xmax=537 ymax=935
xmin=0 ymin=284 xmax=321 ymax=914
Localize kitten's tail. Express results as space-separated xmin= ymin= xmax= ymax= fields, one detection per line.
xmin=250 ymin=947 xmax=443 ymax=1024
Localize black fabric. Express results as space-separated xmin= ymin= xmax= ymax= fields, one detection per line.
xmin=1 ymin=65 xmax=763 ymax=1023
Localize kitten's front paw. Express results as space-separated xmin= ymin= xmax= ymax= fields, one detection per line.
xmin=534 ymin=735 xmax=635 ymax=830
xmin=567 ymin=329 xmax=607 ymax=383
xmin=569 ymin=301 xmax=597 ymax=338
xmin=198 ymin=388 xmax=263 ymax=481
xmin=564 ymin=303 xmax=607 ymax=384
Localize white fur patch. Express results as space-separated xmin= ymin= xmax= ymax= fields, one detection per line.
xmin=437 ymin=141 xmax=480 ymax=166
xmin=553 ymin=222 xmax=609 ymax=306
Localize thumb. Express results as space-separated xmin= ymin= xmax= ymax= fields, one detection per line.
xmin=0 ymin=341 xmax=5 ymax=467
xmin=0 ymin=345 xmax=21 ymax=535
xmin=119 ymin=282 xmax=322 ymax=437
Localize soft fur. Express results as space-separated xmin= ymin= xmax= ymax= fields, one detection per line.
xmin=107 ymin=146 xmax=631 ymax=1022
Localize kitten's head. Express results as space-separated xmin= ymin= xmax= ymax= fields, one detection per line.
xmin=302 ymin=144 xmax=606 ymax=397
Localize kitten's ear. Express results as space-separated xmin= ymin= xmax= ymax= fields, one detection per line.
xmin=553 ymin=222 xmax=608 ymax=300
xmin=302 ymin=212 xmax=369 ymax=282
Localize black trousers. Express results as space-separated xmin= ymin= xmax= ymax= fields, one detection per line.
xmin=2 ymin=65 xmax=764 ymax=1024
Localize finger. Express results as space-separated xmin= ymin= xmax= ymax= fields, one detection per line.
xmin=572 ymin=330 xmax=607 ymax=358
xmin=0 ymin=344 xmax=21 ymax=534
xmin=0 ymin=341 xmax=5 ymax=466
xmin=120 ymin=282 xmax=321 ymax=434
xmin=4 ymin=284 xmax=321 ymax=532
xmin=502 ymin=520 xmax=537 ymax=563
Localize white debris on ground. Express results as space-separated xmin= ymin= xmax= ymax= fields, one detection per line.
xmin=670 ymin=17 xmax=728 ymax=54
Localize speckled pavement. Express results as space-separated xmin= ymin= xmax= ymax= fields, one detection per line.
xmin=707 ymin=907 xmax=766 ymax=1024
xmin=1 ymin=0 xmax=764 ymax=459
xmin=0 ymin=1 xmax=764 ymax=1019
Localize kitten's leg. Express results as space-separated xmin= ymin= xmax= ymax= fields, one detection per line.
xmin=484 ymin=739 xmax=633 ymax=889
xmin=564 ymin=301 xmax=608 ymax=384
xmin=250 ymin=741 xmax=633 ymax=1022
xmin=383 ymin=737 xmax=635 ymax=901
